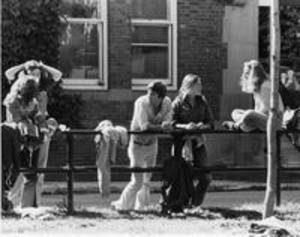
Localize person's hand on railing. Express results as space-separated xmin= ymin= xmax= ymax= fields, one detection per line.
xmin=175 ymin=122 xmax=197 ymax=130
xmin=161 ymin=121 xmax=173 ymax=130
xmin=196 ymin=122 xmax=212 ymax=130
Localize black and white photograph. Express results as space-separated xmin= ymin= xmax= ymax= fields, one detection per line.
xmin=1 ymin=0 xmax=300 ymax=236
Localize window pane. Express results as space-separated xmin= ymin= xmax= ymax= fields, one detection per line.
xmin=132 ymin=47 xmax=168 ymax=78
xmin=131 ymin=0 xmax=167 ymax=19
xmin=59 ymin=22 xmax=99 ymax=79
xmin=132 ymin=26 xmax=168 ymax=44
xmin=61 ymin=0 xmax=98 ymax=18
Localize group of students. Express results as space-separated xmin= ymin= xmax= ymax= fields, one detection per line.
xmin=2 ymin=59 xmax=299 ymax=214
xmin=111 ymin=59 xmax=292 ymax=213
xmin=2 ymin=60 xmax=62 ymax=210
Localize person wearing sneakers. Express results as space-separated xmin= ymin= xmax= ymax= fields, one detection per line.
xmin=111 ymin=81 xmax=172 ymax=212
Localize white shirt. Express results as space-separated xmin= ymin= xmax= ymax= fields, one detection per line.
xmin=253 ymin=81 xmax=284 ymax=115
xmin=131 ymin=95 xmax=172 ymax=144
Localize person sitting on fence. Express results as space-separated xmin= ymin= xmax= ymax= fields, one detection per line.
xmin=94 ymin=120 xmax=128 ymax=198
xmin=111 ymin=81 xmax=173 ymax=212
xmin=170 ymin=73 xmax=214 ymax=208
xmin=4 ymin=61 xmax=60 ymax=208
xmin=222 ymin=60 xmax=284 ymax=132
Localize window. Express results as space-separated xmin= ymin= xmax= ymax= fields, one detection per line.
xmin=130 ymin=0 xmax=177 ymax=90
xmin=59 ymin=0 xmax=107 ymax=90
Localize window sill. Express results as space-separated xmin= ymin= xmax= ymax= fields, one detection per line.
xmin=62 ymin=79 xmax=107 ymax=90
xmin=131 ymin=78 xmax=177 ymax=91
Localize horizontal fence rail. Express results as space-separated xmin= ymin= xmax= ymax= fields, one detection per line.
xmin=18 ymin=128 xmax=300 ymax=213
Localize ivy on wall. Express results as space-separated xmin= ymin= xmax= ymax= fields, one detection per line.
xmin=2 ymin=0 xmax=83 ymax=128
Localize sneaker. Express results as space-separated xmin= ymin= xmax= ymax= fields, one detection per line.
xmin=170 ymin=211 xmax=186 ymax=218
xmin=222 ymin=121 xmax=239 ymax=130
xmin=110 ymin=200 xmax=130 ymax=213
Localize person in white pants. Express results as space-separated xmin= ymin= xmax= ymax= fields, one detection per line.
xmin=5 ymin=60 xmax=61 ymax=208
xmin=111 ymin=81 xmax=173 ymax=211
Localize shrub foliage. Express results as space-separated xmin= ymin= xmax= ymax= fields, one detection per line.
xmin=259 ymin=6 xmax=300 ymax=70
xmin=2 ymin=0 xmax=83 ymax=128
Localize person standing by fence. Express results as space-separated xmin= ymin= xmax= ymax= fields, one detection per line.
xmin=111 ymin=81 xmax=172 ymax=211
xmin=5 ymin=60 xmax=61 ymax=208
xmin=171 ymin=74 xmax=214 ymax=207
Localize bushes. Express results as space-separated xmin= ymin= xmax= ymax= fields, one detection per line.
xmin=259 ymin=6 xmax=300 ymax=70
xmin=2 ymin=0 xmax=83 ymax=128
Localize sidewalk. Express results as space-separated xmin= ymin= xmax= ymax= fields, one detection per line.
xmin=42 ymin=180 xmax=300 ymax=195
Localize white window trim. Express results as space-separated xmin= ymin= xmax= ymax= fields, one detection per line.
xmin=131 ymin=0 xmax=177 ymax=91
xmin=259 ymin=0 xmax=271 ymax=6
xmin=61 ymin=0 xmax=108 ymax=91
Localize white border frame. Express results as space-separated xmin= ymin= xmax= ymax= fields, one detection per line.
xmin=62 ymin=0 xmax=108 ymax=90
xmin=131 ymin=0 xmax=177 ymax=91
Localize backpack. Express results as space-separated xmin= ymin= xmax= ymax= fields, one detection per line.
xmin=160 ymin=156 xmax=194 ymax=214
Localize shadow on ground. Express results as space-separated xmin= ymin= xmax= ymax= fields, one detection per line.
xmin=45 ymin=205 xmax=263 ymax=221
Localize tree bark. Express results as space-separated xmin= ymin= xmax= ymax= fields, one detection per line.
xmin=263 ymin=0 xmax=281 ymax=219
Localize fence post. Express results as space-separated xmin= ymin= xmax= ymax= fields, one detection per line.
xmin=276 ymin=131 xmax=281 ymax=206
xmin=66 ymin=133 xmax=74 ymax=214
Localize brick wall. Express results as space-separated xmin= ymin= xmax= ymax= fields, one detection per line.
xmin=47 ymin=0 xmax=227 ymax=181
xmin=178 ymin=0 xmax=225 ymax=119
xmin=108 ymin=0 xmax=132 ymax=89
xmin=67 ymin=0 xmax=226 ymax=127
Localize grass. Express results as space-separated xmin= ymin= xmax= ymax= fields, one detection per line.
xmin=2 ymin=202 xmax=300 ymax=236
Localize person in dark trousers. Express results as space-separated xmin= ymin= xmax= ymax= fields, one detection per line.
xmin=171 ymin=73 xmax=214 ymax=207
xmin=1 ymin=124 xmax=21 ymax=211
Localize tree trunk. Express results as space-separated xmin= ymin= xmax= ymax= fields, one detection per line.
xmin=263 ymin=0 xmax=281 ymax=219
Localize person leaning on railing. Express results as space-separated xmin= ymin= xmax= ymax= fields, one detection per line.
xmin=5 ymin=60 xmax=61 ymax=208
xmin=3 ymin=75 xmax=44 ymax=208
xmin=111 ymin=81 xmax=173 ymax=212
xmin=170 ymin=73 xmax=215 ymax=207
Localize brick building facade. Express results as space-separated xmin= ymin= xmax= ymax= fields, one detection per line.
xmin=48 ymin=0 xmax=227 ymax=180
xmin=47 ymin=0 xmax=300 ymax=181
xmin=62 ymin=0 xmax=226 ymax=129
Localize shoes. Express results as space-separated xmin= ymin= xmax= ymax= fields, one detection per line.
xmin=110 ymin=200 xmax=131 ymax=213
xmin=170 ymin=211 xmax=186 ymax=218
xmin=222 ymin=121 xmax=240 ymax=131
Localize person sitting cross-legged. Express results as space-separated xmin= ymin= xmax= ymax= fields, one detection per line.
xmin=222 ymin=60 xmax=284 ymax=132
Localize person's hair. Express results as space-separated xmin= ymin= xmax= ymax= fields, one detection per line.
xmin=22 ymin=61 xmax=54 ymax=91
xmin=147 ymin=81 xmax=167 ymax=98
xmin=18 ymin=77 xmax=39 ymax=106
xmin=179 ymin=73 xmax=202 ymax=98
xmin=241 ymin=60 xmax=269 ymax=92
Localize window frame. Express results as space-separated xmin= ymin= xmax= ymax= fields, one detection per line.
xmin=131 ymin=0 xmax=177 ymax=91
xmin=60 ymin=0 xmax=108 ymax=90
